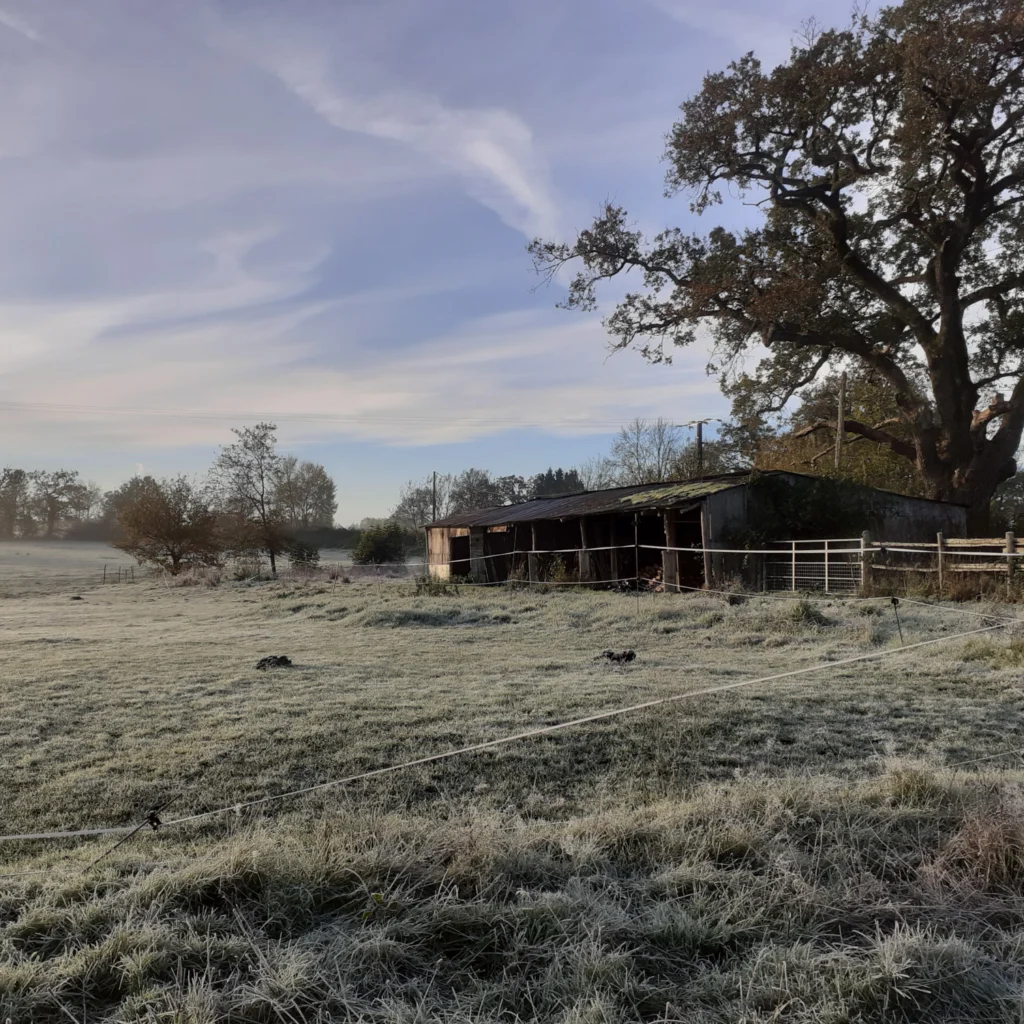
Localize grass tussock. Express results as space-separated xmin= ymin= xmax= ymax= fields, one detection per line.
xmin=5 ymin=777 xmax=1024 ymax=1022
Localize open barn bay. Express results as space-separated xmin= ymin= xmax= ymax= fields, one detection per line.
xmin=4 ymin=571 xmax=1024 ymax=1022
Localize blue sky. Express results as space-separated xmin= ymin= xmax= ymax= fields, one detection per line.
xmin=0 ymin=0 xmax=849 ymax=522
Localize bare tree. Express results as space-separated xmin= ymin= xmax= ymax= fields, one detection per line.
xmin=575 ymin=457 xmax=620 ymax=491
xmin=113 ymin=475 xmax=221 ymax=574
xmin=610 ymin=418 xmax=682 ymax=484
xmin=391 ymin=474 xmax=456 ymax=527
xmin=214 ymin=423 xmax=288 ymax=574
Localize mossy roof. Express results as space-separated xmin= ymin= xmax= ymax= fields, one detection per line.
xmin=427 ymin=474 xmax=747 ymax=528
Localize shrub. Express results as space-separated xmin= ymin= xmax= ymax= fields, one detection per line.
xmin=352 ymin=521 xmax=405 ymax=565
xmin=414 ymin=573 xmax=460 ymax=596
xmin=288 ymin=539 xmax=321 ymax=565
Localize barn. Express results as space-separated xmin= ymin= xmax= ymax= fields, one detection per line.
xmin=424 ymin=470 xmax=967 ymax=591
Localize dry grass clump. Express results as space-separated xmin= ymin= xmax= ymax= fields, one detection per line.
xmin=960 ymin=636 xmax=1024 ymax=669
xmin=4 ymin=777 xmax=1024 ymax=1023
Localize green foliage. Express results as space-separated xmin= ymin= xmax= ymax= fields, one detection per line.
xmin=991 ymin=474 xmax=1024 ymax=534
xmin=112 ymin=476 xmax=222 ymax=575
xmin=753 ymin=370 xmax=927 ymax=497
xmin=287 ymin=539 xmax=320 ymax=565
xmin=352 ymin=520 xmax=406 ymax=564
xmin=290 ymin=524 xmax=361 ymax=550
xmin=530 ymin=467 xmax=584 ymax=497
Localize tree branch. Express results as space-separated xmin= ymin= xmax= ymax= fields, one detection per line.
xmin=791 ymin=417 xmax=916 ymax=461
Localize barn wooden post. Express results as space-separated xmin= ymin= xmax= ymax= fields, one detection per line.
xmin=662 ymin=511 xmax=678 ymax=593
xmin=579 ymin=517 xmax=592 ymax=582
xmin=528 ymin=523 xmax=540 ymax=583
xmin=700 ymin=504 xmax=712 ymax=589
xmin=937 ymin=532 xmax=945 ymax=596
xmin=469 ymin=527 xmax=487 ymax=582
xmin=609 ymin=519 xmax=620 ymax=584
xmin=861 ymin=531 xmax=872 ymax=591
xmin=1007 ymin=531 xmax=1016 ymax=598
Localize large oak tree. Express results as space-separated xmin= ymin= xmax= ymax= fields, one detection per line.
xmin=531 ymin=0 xmax=1024 ymax=512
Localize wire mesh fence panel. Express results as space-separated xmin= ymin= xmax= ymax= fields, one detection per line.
xmin=765 ymin=558 xmax=861 ymax=593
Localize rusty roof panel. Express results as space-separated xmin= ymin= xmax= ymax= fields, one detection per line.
xmin=426 ymin=474 xmax=746 ymax=528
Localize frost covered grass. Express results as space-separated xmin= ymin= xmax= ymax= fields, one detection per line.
xmin=3 ymin=571 xmax=1024 ymax=1022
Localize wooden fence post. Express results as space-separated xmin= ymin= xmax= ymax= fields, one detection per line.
xmin=937 ymin=532 xmax=945 ymax=597
xmin=824 ymin=539 xmax=830 ymax=593
xmin=791 ymin=540 xmax=797 ymax=592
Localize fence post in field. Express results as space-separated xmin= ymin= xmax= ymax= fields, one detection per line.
xmin=937 ymin=532 xmax=945 ymax=597
xmin=824 ymin=539 xmax=830 ymax=593
xmin=1007 ymin=531 xmax=1016 ymax=598
xmin=860 ymin=531 xmax=872 ymax=591
xmin=791 ymin=540 xmax=797 ymax=592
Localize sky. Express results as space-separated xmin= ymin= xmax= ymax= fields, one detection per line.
xmin=0 ymin=0 xmax=850 ymax=522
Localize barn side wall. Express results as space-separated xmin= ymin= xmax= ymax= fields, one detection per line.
xmin=875 ymin=496 xmax=967 ymax=542
xmin=427 ymin=526 xmax=469 ymax=578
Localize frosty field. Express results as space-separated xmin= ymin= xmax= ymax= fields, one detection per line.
xmin=4 ymin=555 xmax=1024 ymax=1022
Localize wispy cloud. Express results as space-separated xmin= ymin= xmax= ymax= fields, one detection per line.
xmin=251 ymin=46 xmax=561 ymax=240
xmin=0 ymin=6 xmax=40 ymax=43
xmin=0 ymin=296 xmax=723 ymax=450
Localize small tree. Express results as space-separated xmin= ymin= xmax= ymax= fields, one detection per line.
xmin=113 ymin=476 xmax=221 ymax=574
xmin=215 ymin=423 xmax=288 ymax=574
xmin=392 ymin=474 xmax=456 ymax=528
xmin=0 ymin=468 xmax=30 ymax=539
xmin=353 ymin=521 xmax=406 ymax=564
xmin=274 ymin=456 xmax=338 ymax=529
xmin=28 ymin=469 xmax=88 ymax=538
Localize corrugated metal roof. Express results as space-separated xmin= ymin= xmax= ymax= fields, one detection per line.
xmin=427 ymin=474 xmax=746 ymax=528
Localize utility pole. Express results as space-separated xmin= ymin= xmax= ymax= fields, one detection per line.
xmin=432 ymin=470 xmax=437 ymax=522
xmin=696 ymin=421 xmax=704 ymax=476
xmin=835 ymin=372 xmax=846 ymax=471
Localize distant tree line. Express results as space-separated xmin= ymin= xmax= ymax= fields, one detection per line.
xmin=0 ymin=424 xmax=354 ymax=575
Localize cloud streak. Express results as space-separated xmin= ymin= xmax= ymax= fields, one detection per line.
xmin=254 ymin=45 xmax=562 ymax=240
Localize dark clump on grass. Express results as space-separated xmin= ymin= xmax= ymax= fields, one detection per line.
xmin=3 ymin=774 xmax=1024 ymax=1023
xmin=255 ymin=654 xmax=292 ymax=670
